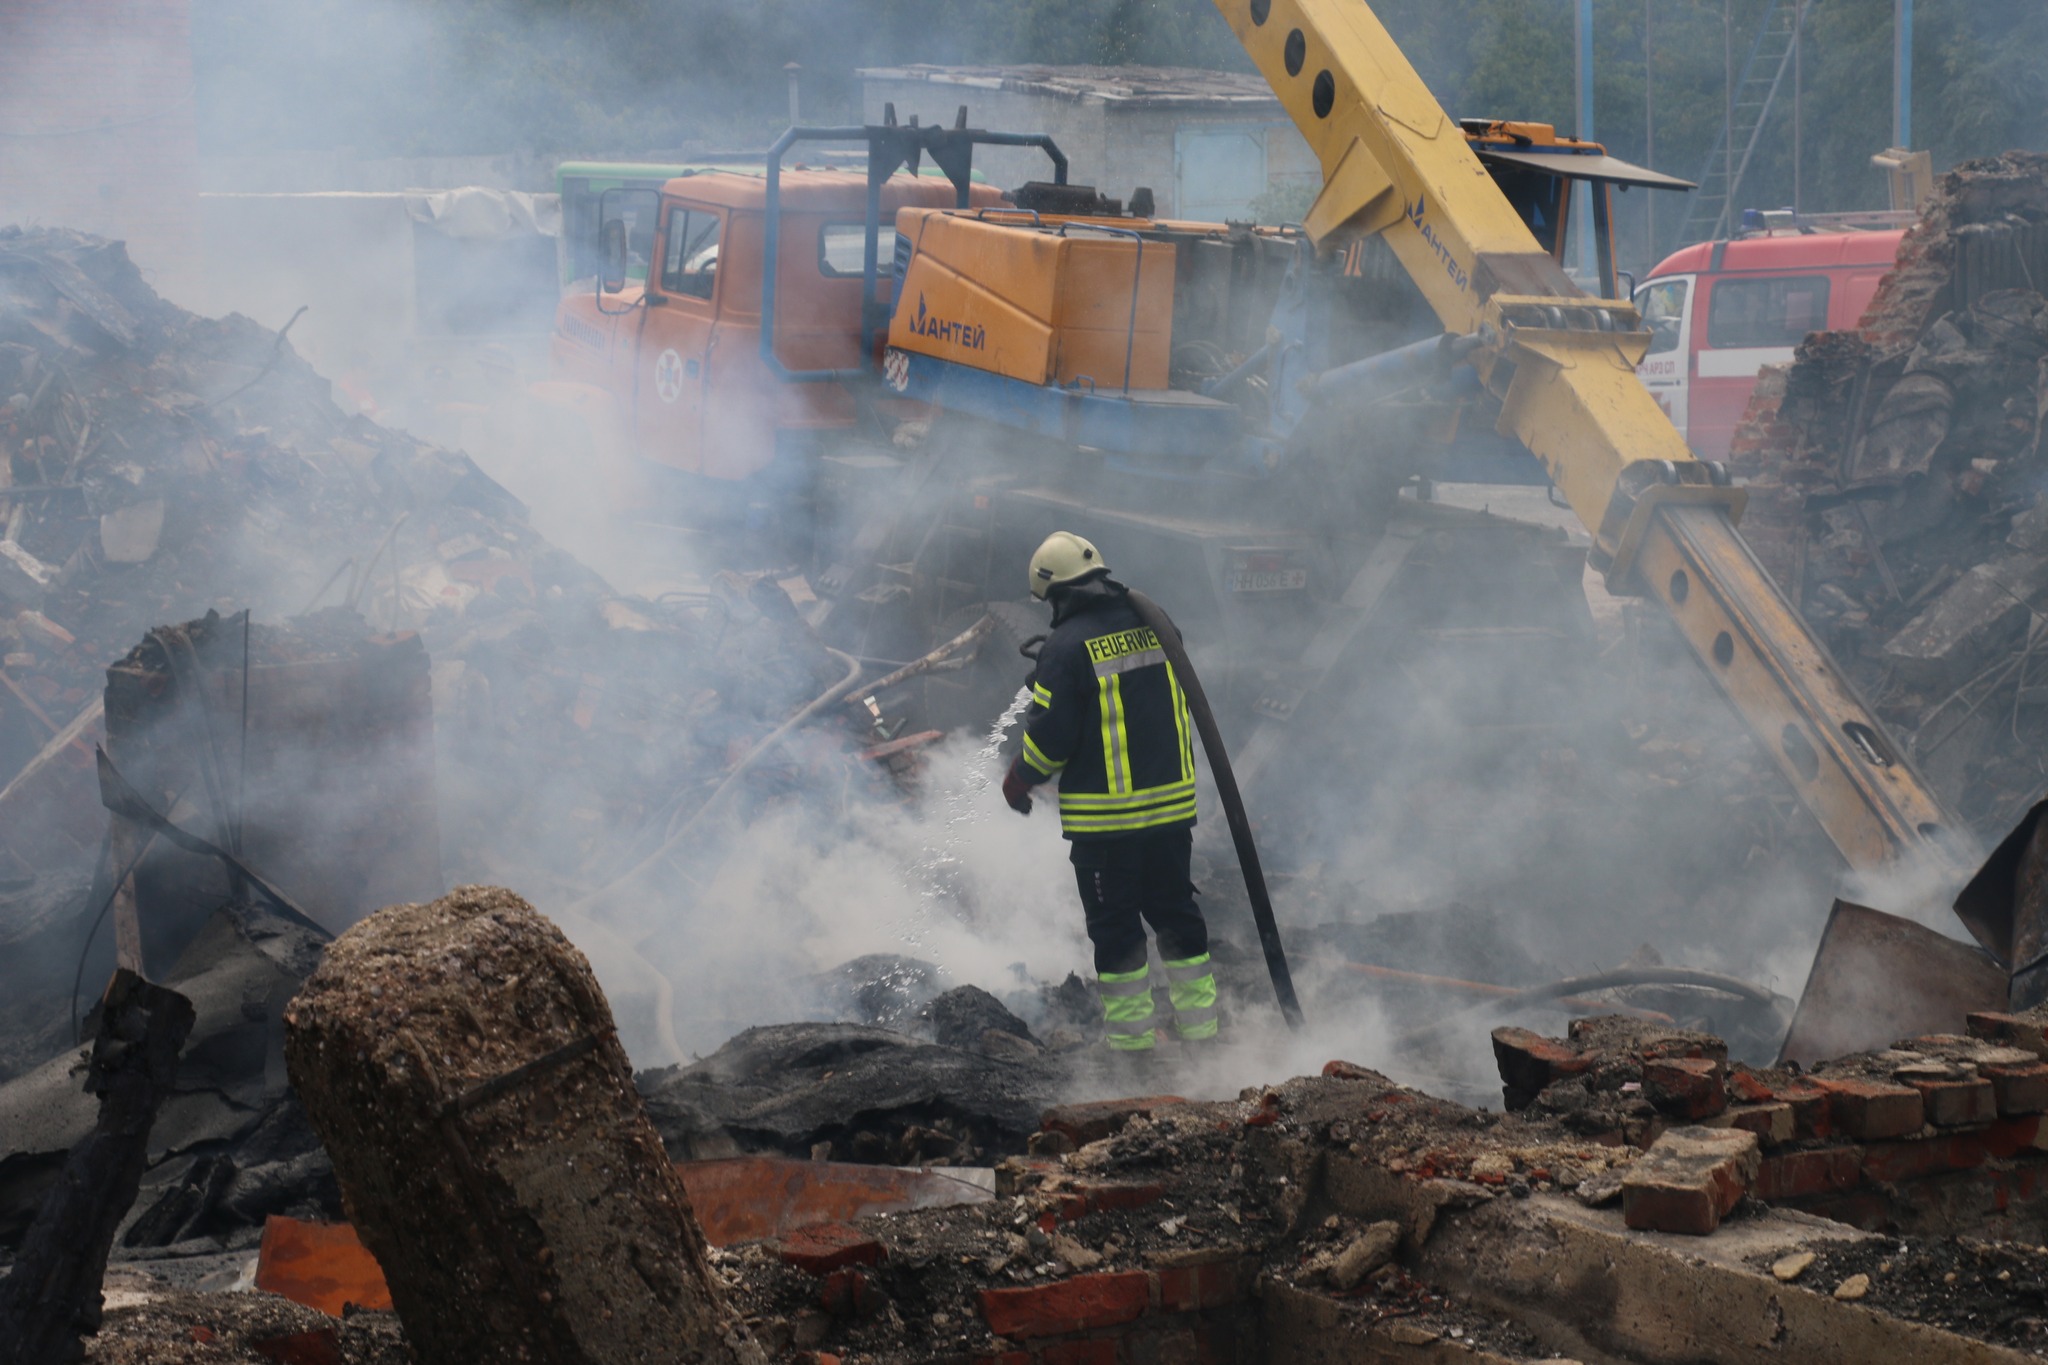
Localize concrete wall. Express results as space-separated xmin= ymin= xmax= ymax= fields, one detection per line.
xmin=0 ymin=0 xmax=200 ymax=295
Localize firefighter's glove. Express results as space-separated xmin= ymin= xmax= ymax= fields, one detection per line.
xmin=1001 ymin=759 xmax=1035 ymax=816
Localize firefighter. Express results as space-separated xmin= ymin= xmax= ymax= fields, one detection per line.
xmin=999 ymin=531 xmax=1218 ymax=1053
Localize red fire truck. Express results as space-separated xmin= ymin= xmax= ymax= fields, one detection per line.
xmin=1634 ymin=224 xmax=1907 ymax=462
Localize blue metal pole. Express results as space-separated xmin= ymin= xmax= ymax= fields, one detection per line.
xmin=1576 ymin=0 xmax=1597 ymax=278
xmin=1894 ymin=0 xmax=1913 ymax=148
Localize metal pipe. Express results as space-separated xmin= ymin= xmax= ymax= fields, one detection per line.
xmin=1299 ymin=330 xmax=1482 ymax=407
xmin=1894 ymin=0 xmax=1913 ymax=150
xmin=1338 ymin=960 xmax=1675 ymax=1023
xmin=1575 ymin=0 xmax=1596 ymax=279
xmin=1392 ymin=966 xmax=1790 ymax=1054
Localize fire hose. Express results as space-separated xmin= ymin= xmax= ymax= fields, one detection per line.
xmin=1122 ymin=590 xmax=1305 ymax=1031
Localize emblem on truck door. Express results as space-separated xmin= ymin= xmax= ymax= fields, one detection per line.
xmin=655 ymin=348 xmax=684 ymax=403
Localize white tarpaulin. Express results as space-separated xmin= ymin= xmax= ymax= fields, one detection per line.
xmin=404 ymin=187 xmax=560 ymax=241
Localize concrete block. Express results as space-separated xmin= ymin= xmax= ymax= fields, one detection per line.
xmin=1883 ymin=551 xmax=2048 ymax=688
xmin=1621 ymin=1127 xmax=1761 ymax=1235
xmin=1325 ymin=1221 xmax=1401 ymax=1291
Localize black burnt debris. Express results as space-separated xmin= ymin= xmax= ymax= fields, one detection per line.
xmin=1732 ymin=153 xmax=2048 ymax=836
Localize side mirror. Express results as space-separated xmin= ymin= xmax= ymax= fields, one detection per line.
xmin=1617 ymin=269 xmax=1638 ymax=303
xmin=600 ymin=219 xmax=628 ymax=295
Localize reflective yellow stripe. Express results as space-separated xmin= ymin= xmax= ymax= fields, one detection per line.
xmin=1099 ymin=965 xmax=1150 ymax=985
xmin=1060 ymin=801 xmax=1199 ymax=834
xmin=1031 ymin=682 xmax=1053 ymax=708
xmin=1168 ymin=973 xmax=1216 ymax=1013
xmin=1022 ymin=733 xmax=1064 ymax=776
xmin=1058 ymin=779 xmax=1196 ymax=809
xmin=1097 ymin=675 xmax=1132 ymax=795
xmin=1167 ymin=663 xmax=1194 ymax=783
xmin=1175 ymin=1015 xmax=1219 ymax=1041
xmin=1103 ymin=992 xmax=1155 ymax=1024
xmin=1105 ymin=1028 xmax=1158 ymax=1051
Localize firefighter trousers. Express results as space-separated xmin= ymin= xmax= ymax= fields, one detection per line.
xmin=1070 ymin=826 xmax=1218 ymax=1048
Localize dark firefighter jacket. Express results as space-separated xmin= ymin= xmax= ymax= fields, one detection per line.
xmin=1014 ymin=578 xmax=1197 ymax=839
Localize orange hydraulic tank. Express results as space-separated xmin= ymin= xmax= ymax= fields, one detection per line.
xmin=889 ymin=209 xmax=1176 ymax=391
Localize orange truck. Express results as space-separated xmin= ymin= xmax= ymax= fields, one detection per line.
xmin=540 ymin=112 xmax=1705 ymax=807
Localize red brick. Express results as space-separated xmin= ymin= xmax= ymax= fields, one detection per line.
xmin=1724 ymin=1101 xmax=1794 ymax=1145
xmin=1622 ymin=1126 xmax=1761 ymax=1235
xmin=1770 ymin=1080 xmax=1833 ymax=1140
xmin=1041 ymin=1097 xmax=1187 ymax=1147
xmin=819 ymin=1268 xmax=873 ymax=1318
xmin=1127 ymin=1327 xmax=1200 ymax=1365
xmin=1322 ymin=1059 xmax=1377 ymax=1081
xmin=1728 ymin=1068 xmax=1773 ymax=1104
xmin=1073 ymin=1181 xmax=1166 ymax=1216
xmin=1157 ymin=1256 xmax=1243 ymax=1312
xmin=1041 ymin=1341 xmax=1119 ymax=1365
xmin=1907 ymin=1075 xmax=1997 ymax=1128
xmin=251 ymin=1330 xmax=343 ymax=1365
xmin=1491 ymin=1027 xmax=1596 ymax=1100
xmin=1643 ymin=1057 xmax=1727 ymax=1120
xmin=778 ymin=1222 xmax=886 ymax=1276
xmin=1968 ymin=1012 xmax=2048 ymax=1058
xmin=979 ymin=1271 xmax=1153 ymax=1339
xmin=1814 ymin=1077 xmax=1924 ymax=1139
xmin=1755 ymin=1146 xmax=1862 ymax=1201
xmin=1860 ymin=1114 xmax=2047 ymax=1185
xmin=1983 ymin=1062 xmax=2048 ymax=1115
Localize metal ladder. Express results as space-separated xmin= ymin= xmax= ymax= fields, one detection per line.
xmin=1671 ymin=0 xmax=1803 ymax=251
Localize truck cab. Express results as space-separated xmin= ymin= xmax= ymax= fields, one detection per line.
xmin=1634 ymin=226 xmax=1906 ymax=462
xmin=547 ymin=169 xmax=1001 ymax=499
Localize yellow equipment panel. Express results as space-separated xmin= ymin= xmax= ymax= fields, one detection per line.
xmin=889 ymin=210 xmax=1177 ymax=391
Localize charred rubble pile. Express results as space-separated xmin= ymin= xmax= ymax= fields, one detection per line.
xmin=0 ymin=229 xmax=1032 ymax=1274
xmin=77 ymin=888 xmax=2048 ymax=1365
xmin=0 ymin=227 xmax=910 ymax=908
xmin=1730 ymin=151 xmax=2048 ymax=832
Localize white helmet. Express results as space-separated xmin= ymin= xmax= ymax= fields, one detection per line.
xmin=1028 ymin=531 xmax=1108 ymax=600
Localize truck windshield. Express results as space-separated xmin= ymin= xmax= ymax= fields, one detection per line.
xmin=1707 ymin=275 xmax=1830 ymax=349
xmin=660 ymin=209 xmax=722 ymax=300
xmin=1638 ymin=279 xmax=1688 ymax=355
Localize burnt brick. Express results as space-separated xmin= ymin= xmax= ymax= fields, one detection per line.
xmin=1643 ymin=1057 xmax=1727 ymax=1120
xmin=778 ymin=1223 xmax=886 ymax=1276
xmin=250 ymin=1329 xmax=343 ymax=1365
xmin=1621 ymin=1126 xmax=1761 ymax=1235
xmin=1040 ymin=1098 xmax=1186 ymax=1148
xmin=1491 ymin=1027 xmax=1596 ymax=1104
xmin=1814 ymin=1076 xmax=1925 ymax=1139
xmin=1756 ymin=1146 xmax=1862 ymax=1201
xmin=1983 ymin=1062 xmax=2048 ymax=1115
xmin=1968 ymin=1011 xmax=2048 ymax=1058
xmin=1723 ymin=1101 xmax=1794 ymax=1145
xmin=1905 ymin=1075 xmax=1997 ymax=1127
xmin=1156 ymin=1254 xmax=1244 ymax=1312
xmin=979 ymin=1271 xmax=1152 ymax=1339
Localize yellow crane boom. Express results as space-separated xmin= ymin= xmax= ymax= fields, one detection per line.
xmin=1216 ymin=0 xmax=1984 ymax=918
